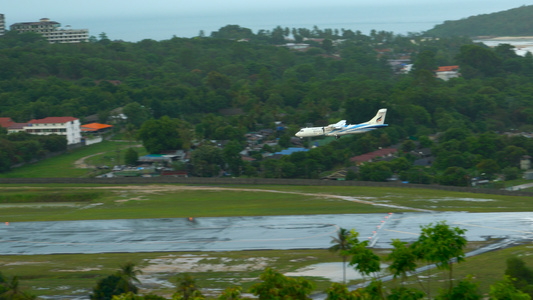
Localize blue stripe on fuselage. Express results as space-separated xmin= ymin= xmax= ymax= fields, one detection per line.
xmin=328 ymin=124 xmax=387 ymax=136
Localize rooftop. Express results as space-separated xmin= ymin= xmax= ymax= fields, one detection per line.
xmin=0 ymin=117 xmax=14 ymax=128
xmin=28 ymin=117 xmax=78 ymax=124
xmin=350 ymin=148 xmax=398 ymax=164
xmin=81 ymin=123 xmax=113 ymax=131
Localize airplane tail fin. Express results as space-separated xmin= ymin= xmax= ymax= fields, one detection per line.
xmin=368 ymin=109 xmax=387 ymax=125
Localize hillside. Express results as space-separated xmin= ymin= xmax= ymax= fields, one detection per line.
xmin=0 ymin=28 xmax=532 ymax=185
xmin=424 ymin=5 xmax=533 ymax=37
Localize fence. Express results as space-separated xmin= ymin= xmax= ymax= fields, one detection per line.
xmin=0 ymin=177 xmax=531 ymax=197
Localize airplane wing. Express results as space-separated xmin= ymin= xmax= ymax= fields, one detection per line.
xmin=330 ymin=120 xmax=346 ymax=129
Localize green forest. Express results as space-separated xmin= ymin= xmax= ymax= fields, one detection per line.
xmin=0 ymin=20 xmax=533 ymax=185
xmin=425 ymin=4 xmax=533 ymax=37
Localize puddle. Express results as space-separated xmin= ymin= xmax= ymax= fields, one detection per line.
xmin=284 ymin=262 xmax=389 ymax=282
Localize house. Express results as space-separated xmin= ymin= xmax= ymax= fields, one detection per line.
xmin=350 ymin=148 xmax=398 ymax=165
xmin=161 ymin=170 xmax=188 ymax=177
xmin=303 ymin=38 xmax=325 ymax=43
xmin=521 ymin=155 xmax=531 ymax=170
xmin=1 ymin=116 xmax=82 ymax=144
xmin=25 ymin=117 xmax=81 ymax=145
xmin=0 ymin=117 xmax=26 ymax=133
xmin=435 ymin=65 xmax=460 ymax=81
xmin=0 ymin=117 xmax=14 ymax=128
xmin=282 ymin=43 xmax=310 ymax=51
xmin=6 ymin=122 xmax=27 ymax=134
xmin=138 ymin=154 xmax=183 ymax=165
xmin=161 ymin=150 xmax=188 ymax=162
xmin=273 ymin=147 xmax=309 ymax=156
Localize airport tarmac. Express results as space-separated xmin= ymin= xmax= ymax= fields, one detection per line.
xmin=1 ymin=212 xmax=532 ymax=255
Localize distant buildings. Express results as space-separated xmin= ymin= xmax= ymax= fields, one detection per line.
xmin=282 ymin=43 xmax=311 ymax=51
xmin=0 ymin=14 xmax=5 ymax=36
xmin=10 ymin=18 xmax=88 ymax=43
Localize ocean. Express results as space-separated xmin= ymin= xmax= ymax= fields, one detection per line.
xmin=88 ymin=12 xmax=533 ymax=56
xmin=68 ymin=3 xmax=525 ymax=42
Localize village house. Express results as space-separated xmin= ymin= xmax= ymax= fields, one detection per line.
xmin=0 ymin=117 xmax=26 ymax=134
xmin=435 ymin=65 xmax=460 ymax=81
xmin=350 ymin=148 xmax=398 ymax=165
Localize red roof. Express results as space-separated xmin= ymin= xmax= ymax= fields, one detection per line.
xmin=436 ymin=65 xmax=459 ymax=72
xmin=81 ymin=123 xmax=113 ymax=131
xmin=241 ymin=155 xmax=256 ymax=162
xmin=0 ymin=118 xmax=14 ymax=128
xmin=28 ymin=117 xmax=78 ymax=124
xmin=350 ymin=148 xmax=398 ymax=164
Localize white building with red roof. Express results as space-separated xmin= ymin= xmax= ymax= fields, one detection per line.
xmin=24 ymin=117 xmax=81 ymax=145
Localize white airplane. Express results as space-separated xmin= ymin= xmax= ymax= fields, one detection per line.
xmin=295 ymin=108 xmax=388 ymax=139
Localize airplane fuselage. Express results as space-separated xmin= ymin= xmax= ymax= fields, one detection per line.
xmin=295 ymin=124 xmax=387 ymax=138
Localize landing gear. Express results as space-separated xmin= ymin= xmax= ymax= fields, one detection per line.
xmin=335 ymin=135 xmax=340 ymax=139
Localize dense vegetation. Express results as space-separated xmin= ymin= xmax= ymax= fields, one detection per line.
xmin=0 ymin=130 xmax=67 ymax=172
xmin=424 ymin=5 xmax=533 ymax=37
xmin=0 ymin=22 xmax=532 ymax=185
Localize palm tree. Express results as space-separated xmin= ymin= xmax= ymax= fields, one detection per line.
xmin=115 ymin=262 xmax=143 ymax=294
xmin=175 ymin=273 xmax=203 ymax=300
xmin=329 ymin=227 xmax=352 ymax=284
xmin=1 ymin=275 xmax=36 ymax=299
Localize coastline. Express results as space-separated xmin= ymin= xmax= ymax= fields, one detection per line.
xmin=474 ymin=36 xmax=533 ymax=56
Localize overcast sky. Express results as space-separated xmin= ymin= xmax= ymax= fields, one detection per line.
xmin=2 ymin=0 xmax=531 ymax=16
xmin=3 ymin=0 xmax=532 ymax=41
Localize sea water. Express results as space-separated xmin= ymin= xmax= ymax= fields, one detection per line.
xmin=64 ymin=2 xmax=528 ymax=42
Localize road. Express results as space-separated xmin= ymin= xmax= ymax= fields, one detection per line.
xmin=1 ymin=212 xmax=532 ymax=255
xmin=507 ymin=182 xmax=533 ymax=191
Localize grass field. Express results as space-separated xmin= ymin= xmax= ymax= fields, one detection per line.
xmin=0 ymin=249 xmax=344 ymax=298
xmin=1 ymin=184 xmax=533 ymax=223
xmin=0 ymin=140 xmax=143 ymax=178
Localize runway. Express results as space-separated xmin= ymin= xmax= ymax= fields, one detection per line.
xmin=1 ymin=212 xmax=532 ymax=255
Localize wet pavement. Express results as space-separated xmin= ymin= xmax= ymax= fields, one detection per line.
xmin=1 ymin=212 xmax=532 ymax=255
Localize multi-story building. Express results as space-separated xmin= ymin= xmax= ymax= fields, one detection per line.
xmin=0 ymin=14 xmax=5 ymax=36
xmin=10 ymin=18 xmax=88 ymax=43
xmin=24 ymin=117 xmax=82 ymax=145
